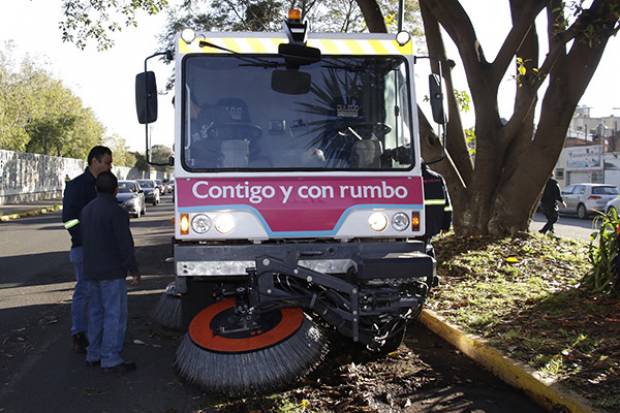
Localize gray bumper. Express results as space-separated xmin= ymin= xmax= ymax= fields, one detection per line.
xmin=174 ymin=240 xmax=434 ymax=280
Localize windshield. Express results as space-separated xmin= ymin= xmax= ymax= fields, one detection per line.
xmin=592 ymin=186 xmax=618 ymax=195
xmin=118 ymin=182 xmax=135 ymax=193
xmin=182 ymin=54 xmax=414 ymax=171
xmin=138 ymin=180 xmax=154 ymax=188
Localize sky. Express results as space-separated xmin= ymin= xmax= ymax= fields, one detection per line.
xmin=0 ymin=1 xmax=618 ymax=153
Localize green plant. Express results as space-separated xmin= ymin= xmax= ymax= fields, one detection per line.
xmin=584 ymin=209 xmax=620 ymax=295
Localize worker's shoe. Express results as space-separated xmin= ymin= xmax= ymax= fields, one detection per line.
xmin=72 ymin=333 xmax=88 ymax=354
xmin=102 ymin=361 xmax=136 ymax=375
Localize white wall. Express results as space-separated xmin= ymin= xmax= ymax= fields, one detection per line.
xmin=0 ymin=149 xmax=134 ymax=204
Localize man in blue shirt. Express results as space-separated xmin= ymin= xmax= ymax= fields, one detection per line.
xmin=62 ymin=146 xmax=112 ymax=353
xmin=81 ymin=171 xmax=140 ymax=374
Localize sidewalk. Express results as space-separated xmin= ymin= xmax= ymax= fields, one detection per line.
xmin=0 ymin=198 xmax=63 ymax=221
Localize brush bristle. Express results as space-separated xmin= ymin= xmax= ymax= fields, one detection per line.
xmin=175 ymin=317 xmax=328 ymax=396
xmin=151 ymin=292 xmax=183 ymax=331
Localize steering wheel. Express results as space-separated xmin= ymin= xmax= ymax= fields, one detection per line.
xmin=206 ymin=122 xmax=263 ymax=140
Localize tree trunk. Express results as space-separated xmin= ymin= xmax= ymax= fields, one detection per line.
xmin=360 ymin=0 xmax=619 ymax=236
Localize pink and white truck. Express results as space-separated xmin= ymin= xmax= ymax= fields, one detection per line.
xmin=136 ymin=8 xmax=444 ymax=394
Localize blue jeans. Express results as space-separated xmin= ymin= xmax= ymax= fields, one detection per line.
xmin=86 ymin=279 xmax=128 ymax=368
xmin=69 ymin=247 xmax=89 ymax=335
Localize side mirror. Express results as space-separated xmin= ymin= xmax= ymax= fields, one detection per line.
xmin=168 ymin=156 xmax=175 ymax=166
xmin=278 ymin=43 xmax=321 ymax=67
xmin=135 ymin=71 xmax=158 ymax=124
xmin=271 ymin=70 xmax=311 ymax=95
xmin=429 ymin=74 xmax=448 ymax=125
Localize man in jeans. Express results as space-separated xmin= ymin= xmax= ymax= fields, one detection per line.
xmin=62 ymin=146 xmax=113 ymax=353
xmin=81 ymin=171 xmax=140 ymax=373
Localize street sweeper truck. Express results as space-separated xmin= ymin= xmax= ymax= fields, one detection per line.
xmin=137 ymin=8 xmax=447 ymax=395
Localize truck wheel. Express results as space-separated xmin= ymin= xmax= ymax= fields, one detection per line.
xmin=577 ymin=204 xmax=587 ymax=219
xmin=181 ymin=277 xmax=217 ymax=328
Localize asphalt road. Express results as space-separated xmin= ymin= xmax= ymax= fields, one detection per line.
xmin=530 ymin=212 xmax=599 ymax=241
xmin=0 ymin=195 xmax=545 ymax=413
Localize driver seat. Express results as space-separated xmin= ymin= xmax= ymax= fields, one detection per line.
xmin=213 ymin=98 xmax=252 ymax=167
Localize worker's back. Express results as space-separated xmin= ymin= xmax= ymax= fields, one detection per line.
xmin=81 ymin=193 xmax=137 ymax=280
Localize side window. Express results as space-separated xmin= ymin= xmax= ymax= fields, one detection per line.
xmin=575 ymin=186 xmax=586 ymax=195
xmin=562 ymin=185 xmax=574 ymax=195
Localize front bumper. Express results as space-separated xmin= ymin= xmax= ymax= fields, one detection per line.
xmin=118 ymin=201 xmax=139 ymax=213
xmin=175 ymin=240 xmax=435 ymax=281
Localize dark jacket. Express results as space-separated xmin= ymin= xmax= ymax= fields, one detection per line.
xmin=62 ymin=168 xmax=96 ymax=248
xmin=540 ymin=178 xmax=563 ymax=211
xmin=81 ymin=193 xmax=138 ymax=281
xmin=422 ymin=163 xmax=452 ymax=238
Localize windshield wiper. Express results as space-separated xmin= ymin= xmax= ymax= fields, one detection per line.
xmin=320 ymin=58 xmax=365 ymax=72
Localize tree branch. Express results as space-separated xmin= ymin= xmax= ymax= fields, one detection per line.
xmin=420 ymin=1 xmax=473 ymax=187
xmin=492 ymin=0 xmax=545 ymax=85
xmin=419 ymin=0 xmax=490 ymax=102
xmin=355 ymin=0 xmax=386 ymax=32
xmin=418 ymin=106 xmax=468 ymax=225
xmin=503 ymin=0 xmax=540 ymax=144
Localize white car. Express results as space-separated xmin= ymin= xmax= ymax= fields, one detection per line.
xmin=605 ymin=195 xmax=620 ymax=216
xmin=559 ymin=183 xmax=619 ymax=219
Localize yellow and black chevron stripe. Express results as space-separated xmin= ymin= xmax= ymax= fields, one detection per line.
xmin=179 ymin=37 xmax=413 ymax=56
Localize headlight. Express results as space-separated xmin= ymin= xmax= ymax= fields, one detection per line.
xmin=368 ymin=212 xmax=388 ymax=232
xmin=391 ymin=212 xmax=410 ymax=231
xmin=191 ymin=214 xmax=212 ymax=234
xmin=214 ymin=214 xmax=235 ymax=233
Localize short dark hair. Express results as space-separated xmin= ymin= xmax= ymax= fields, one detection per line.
xmin=87 ymin=146 xmax=112 ymax=165
xmin=96 ymin=171 xmax=118 ymax=194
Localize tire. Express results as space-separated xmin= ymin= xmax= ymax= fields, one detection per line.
xmin=577 ymin=204 xmax=587 ymax=219
xmin=141 ymin=205 xmax=146 ymax=216
xmin=134 ymin=208 xmax=141 ymax=219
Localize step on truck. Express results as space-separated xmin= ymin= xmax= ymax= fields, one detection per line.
xmin=136 ymin=7 xmax=447 ymax=395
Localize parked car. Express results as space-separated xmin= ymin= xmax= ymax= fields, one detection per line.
xmin=137 ymin=179 xmax=161 ymax=206
xmin=116 ymin=180 xmax=146 ymax=218
xmin=605 ymin=196 xmax=620 ymax=216
xmin=559 ymin=183 xmax=619 ymax=219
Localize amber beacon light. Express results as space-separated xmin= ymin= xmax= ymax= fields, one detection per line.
xmin=288 ymin=7 xmax=302 ymax=21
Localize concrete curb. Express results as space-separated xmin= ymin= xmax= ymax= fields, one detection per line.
xmin=419 ymin=309 xmax=601 ymax=413
xmin=0 ymin=204 xmax=62 ymax=222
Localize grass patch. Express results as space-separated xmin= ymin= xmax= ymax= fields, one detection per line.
xmin=429 ymin=232 xmax=620 ymax=412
